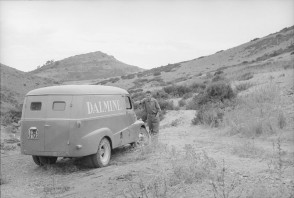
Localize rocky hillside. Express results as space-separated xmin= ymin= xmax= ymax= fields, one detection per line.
xmin=0 ymin=63 xmax=57 ymax=116
xmin=95 ymin=26 xmax=294 ymax=91
xmin=29 ymin=51 xmax=143 ymax=82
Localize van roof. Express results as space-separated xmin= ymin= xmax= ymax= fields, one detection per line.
xmin=26 ymin=85 xmax=128 ymax=96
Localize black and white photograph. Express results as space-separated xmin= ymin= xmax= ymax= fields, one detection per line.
xmin=0 ymin=0 xmax=294 ymax=197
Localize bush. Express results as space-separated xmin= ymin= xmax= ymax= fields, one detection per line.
xmin=189 ymin=82 xmax=206 ymax=92
xmin=195 ymin=82 xmax=235 ymax=107
xmin=163 ymin=85 xmax=192 ymax=97
xmin=110 ymin=77 xmax=120 ymax=83
xmin=178 ymin=99 xmax=186 ymax=107
xmin=128 ymin=88 xmax=143 ymax=94
xmin=152 ymin=90 xmax=169 ymax=100
xmin=191 ymin=102 xmax=224 ymax=127
xmin=2 ymin=106 xmax=22 ymax=125
xmin=214 ymin=70 xmax=224 ymax=76
xmin=237 ymin=72 xmax=254 ymax=81
xmin=235 ymin=82 xmax=254 ymax=92
xmin=121 ymin=73 xmax=135 ymax=79
xmin=212 ymin=75 xmax=226 ymax=82
xmin=158 ymin=99 xmax=174 ymax=111
xmin=224 ymin=84 xmax=285 ymax=137
xmin=153 ymin=72 xmax=161 ymax=76
xmin=183 ymin=92 xmax=193 ymax=99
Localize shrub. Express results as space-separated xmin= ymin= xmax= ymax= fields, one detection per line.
xmin=191 ymin=102 xmax=224 ymax=127
xmin=134 ymin=109 xmax=147 ymax=122
xmin=109 ymin=77 xmax=120 ymax=83
xmin=214 ymin=70 xmax=224 ymax=76
xmin=197 ymin=82 xmax=235 ymax=106
xmin=237 ymin=72 xmax=254 ymax=81
xmin=128 ymin=88 xmax=143 ymax=94
xmin=189 ymin=82 xmax=206 ymax=92
xmin=153 ymin=72 xmax=161 ymax=76
xmin=183 ymin=92 xmax=193 ymax=99
xmin=206 ymin=72 xmax=213 ymax=78
xmin=152 ymin=90 xmax=169 ymax=100
xmin=224 ymin=84 xmax=285 ymax=137
xmin=2 ymin=106 xmax=22 ymax=125
xmin=212 ymin=75 xmax=226 ymax=82
xmin=121 ymin=73 xmax=135 ymax=79
xmin=163 ymin=85 xmax=192 ymax=97
xmin=235 ymin=82 xmax=254 ymax=92
xmin=178 ymin=99 xmax=186 ymax=107
xmin=158 ymin=99 xmax=174 ymax=111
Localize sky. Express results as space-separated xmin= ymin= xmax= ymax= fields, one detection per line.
xmin=0 ymin=0 xmax=293 ymax=72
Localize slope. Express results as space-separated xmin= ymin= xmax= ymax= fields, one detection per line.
xmin=0 ymin=63 xmax=57 ymax=117
xmin=94 ymin=26 xmax=294 ymax=91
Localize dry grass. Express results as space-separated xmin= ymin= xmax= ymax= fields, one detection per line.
xmin=231 ymin=139 xmax=266 ymax=158
xmin=235 ymin=82 xmax=254 ymax=93
xmin=224 ymin=83 xmax=287 ymax=137
xmin=123 ymin=143 xmax=218 ymax=197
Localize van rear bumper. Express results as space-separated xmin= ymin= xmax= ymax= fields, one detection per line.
xmin=21 ymin=149 xmax=87 ymax=157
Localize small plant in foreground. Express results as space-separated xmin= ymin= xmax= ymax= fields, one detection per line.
xmin=211 ymin=160 xmax=242 ymax=198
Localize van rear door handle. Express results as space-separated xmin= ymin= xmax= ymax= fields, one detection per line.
xmin=44 ymin=125 xmax=51 ymax=127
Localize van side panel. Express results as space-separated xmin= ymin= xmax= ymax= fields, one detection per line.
xmin=68 ymin=95 xmax=129 ymax=153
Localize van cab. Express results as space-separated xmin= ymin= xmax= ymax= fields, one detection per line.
xmin=20 ymin=85 xmax=148 ymax=168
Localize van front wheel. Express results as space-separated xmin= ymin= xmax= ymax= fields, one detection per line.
xmin=90 ymin=138 xmax=111 ymax=168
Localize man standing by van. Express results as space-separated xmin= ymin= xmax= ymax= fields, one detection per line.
xmin=138 ymin=91 xmax=161 ymax=136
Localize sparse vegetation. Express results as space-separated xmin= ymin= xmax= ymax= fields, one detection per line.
xmin=224 ymin=83 xmax=286 ymax=137
xmin=191 ymin=81 xmax=236 ymax=127
xmin=153 ymin=71 xmax=161 ymax=76
xmin=235 ymin=82 xmax=254 ymax=93
xmin=237 ymin=72 xmax=253 ymax=81
xmin=178 ymin=99 xmax=186 ymax=107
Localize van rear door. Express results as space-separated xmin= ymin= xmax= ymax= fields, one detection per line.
xmin=22 ymin=96 xmax=48 ymax=152
xmin=44 ymin=96 xmax=72 ymax=152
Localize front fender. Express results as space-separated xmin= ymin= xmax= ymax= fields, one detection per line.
xmin=81 ymin=128 xmax=113 ymax=155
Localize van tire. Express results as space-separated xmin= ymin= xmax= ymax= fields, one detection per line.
xmin=90 ymin=138 xmax=111 ymax=168
xmin=39 ymin=156 xmax=58 ymax=165
xmin=32 ymin=156 xmax=42 ymax=166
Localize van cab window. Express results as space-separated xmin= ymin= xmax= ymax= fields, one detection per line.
xmin=30 ymin=102 xmax=42 ymax=111
xmin=53 ymin=101 xmax=66 ymax=111
xmin=125 ymin=96 xmax=132 ymax=109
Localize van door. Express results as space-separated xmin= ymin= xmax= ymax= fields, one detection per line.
xmin=123 ymin=96 xmax=137 ymax=144
xmin=22 ymin=96 xmax=48 ymax=152
xmin=44 ymin=96 xmax=72 ymax=152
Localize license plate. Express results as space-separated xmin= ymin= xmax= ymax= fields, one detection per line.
xmin=28 ymin=127 xmax=38 ymax=139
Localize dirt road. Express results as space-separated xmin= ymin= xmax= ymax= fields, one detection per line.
xmin=1 ymin=110 xmax=294 ymax=198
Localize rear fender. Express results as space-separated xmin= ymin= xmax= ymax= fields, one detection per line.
xmin=81 ymin=128 xmax=113 ymax=155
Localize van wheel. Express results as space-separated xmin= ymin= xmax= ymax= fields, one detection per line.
xmin=32 ymin=156 xmax=42 ymax=166
xmin=39 ymin=156 xmax=58 ymax=165
xmin=137 ymin=128 xmax=151 ymax=146
xmin=90 ymin=138 xmax=111 ymax=168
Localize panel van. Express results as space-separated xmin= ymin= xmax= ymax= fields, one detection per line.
xmin=20 ymin=85 xmax=149 ymax=168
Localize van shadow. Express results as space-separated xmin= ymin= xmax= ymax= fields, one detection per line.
xmin=36 ymin=144 xmax=137 ymax=174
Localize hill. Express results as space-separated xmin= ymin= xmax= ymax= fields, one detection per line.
xmin=29 ymin=51 xmax=143 ymax=82
xmin=0 ymin=63 xmax=58 ymax=119
xmin=94 ymin=26 xmax=294 ymax=91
